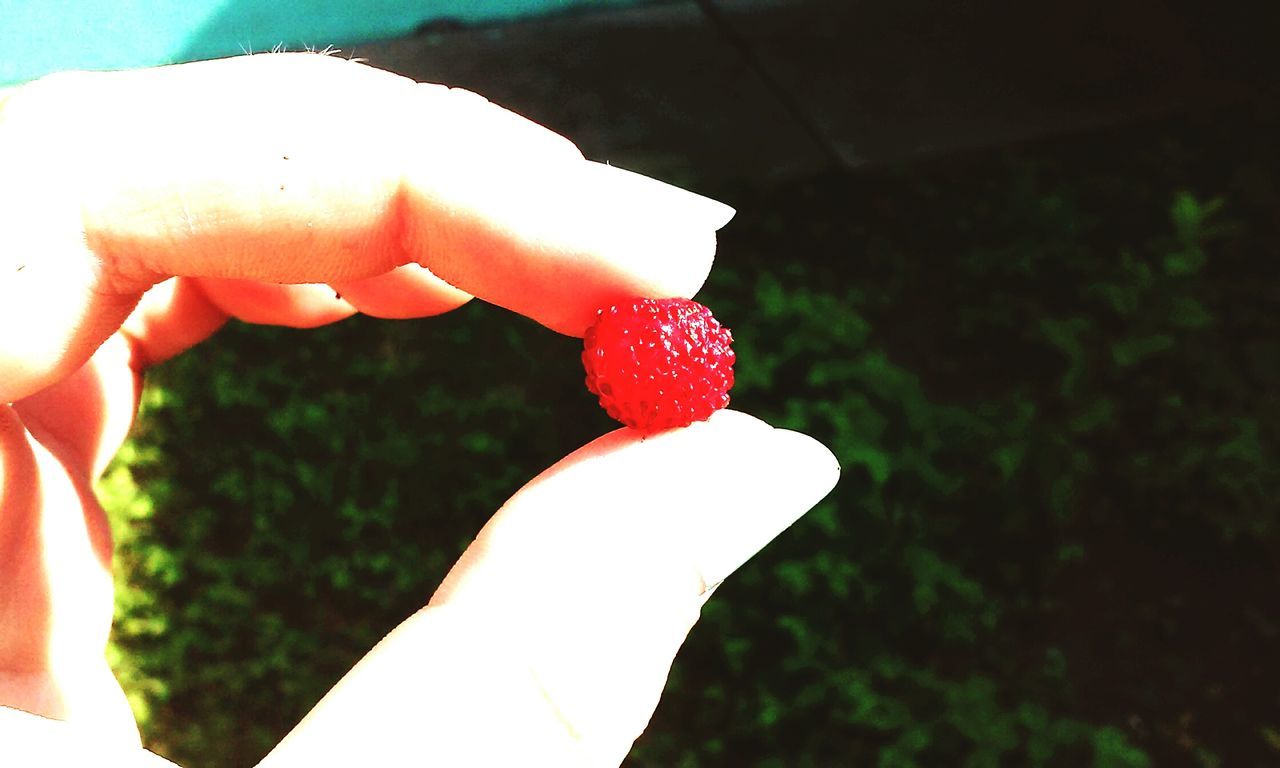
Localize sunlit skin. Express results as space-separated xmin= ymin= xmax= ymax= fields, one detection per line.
xmin=0 ymin=54 xmax=838 ymax=766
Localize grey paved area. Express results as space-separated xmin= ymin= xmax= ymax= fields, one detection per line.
xmin=357 ymin=2 xmax=829 ymax=190
xmin=355 ymin=0 xmax=1265 ymax=187
xmin=711 ymin=0 xmax=1250 ymax=168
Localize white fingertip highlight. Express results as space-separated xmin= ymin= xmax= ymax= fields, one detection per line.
xmin=582 ymin=163 xmax=736 ymax=232
xmin=687 ymin=425 xmax=840 ymax=588
xmin=401 ymin=154 xmax=730 ymax=336
xmin=452 ymin=410 xmax=838 ymax=603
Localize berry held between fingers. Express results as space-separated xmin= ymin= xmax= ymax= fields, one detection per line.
xmin=582 ymin=298 xmax=735 ymax=432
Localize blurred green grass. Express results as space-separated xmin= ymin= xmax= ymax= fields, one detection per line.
xmin=99 ymin=101 xmax=1280 ymax=767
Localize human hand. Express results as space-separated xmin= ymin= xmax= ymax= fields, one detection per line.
xmin=0 ymin=54 xmax=839 ymax=766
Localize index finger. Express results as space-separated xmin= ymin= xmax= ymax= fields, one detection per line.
xmin=0 ymin=53 xmax=733 ymax=403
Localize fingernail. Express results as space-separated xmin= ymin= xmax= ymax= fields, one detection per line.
xmin=583 ymin=162 xmax=736 ymax=230
xmin=699 ymin=579 xmax=724 ymax=607
xmin=687 ymin=420 xmax=840 ymax=589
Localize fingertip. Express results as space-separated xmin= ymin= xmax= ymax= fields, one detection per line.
xmin=401 ymin=155 xmax=727 ymax=337
xmin=581 ymin=163 xmax=735 ymax=232
xmin=547 ymin=222 xmax=719 ymax=337
xmin=768 ymin=427 xmax=842 ymax=504
xmin=630 ymin=411 xmax=839 ymax=589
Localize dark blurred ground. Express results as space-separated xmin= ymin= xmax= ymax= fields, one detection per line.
xmin=357 ymin=0 xmax=1273 ymax=185
xmin=103 ymin=2 xmax=1280 ymax=766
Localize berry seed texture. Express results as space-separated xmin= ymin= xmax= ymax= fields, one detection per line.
xmin=582 ymin=297 xmax=735 ymax=432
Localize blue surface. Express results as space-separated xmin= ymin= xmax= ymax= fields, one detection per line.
xmin=0 ymin=0 xmax=639 ymax=86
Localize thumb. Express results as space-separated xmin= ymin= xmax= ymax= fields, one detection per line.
xmin=258 ymin=411 xmax=838 ymax=767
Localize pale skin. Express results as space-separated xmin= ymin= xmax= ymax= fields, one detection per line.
xmin=0 ymin=54 xmax=839 ymax=766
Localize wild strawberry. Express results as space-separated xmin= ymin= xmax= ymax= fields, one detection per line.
xmin=582 ymin=297 xmax=735 ymax=432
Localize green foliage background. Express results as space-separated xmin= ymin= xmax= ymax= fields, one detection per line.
xmin=98 ymin=105 xmax=1279 ymax=766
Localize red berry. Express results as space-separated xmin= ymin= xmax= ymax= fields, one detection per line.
xmin=582 ymin=297 xmax=735 ymax=432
